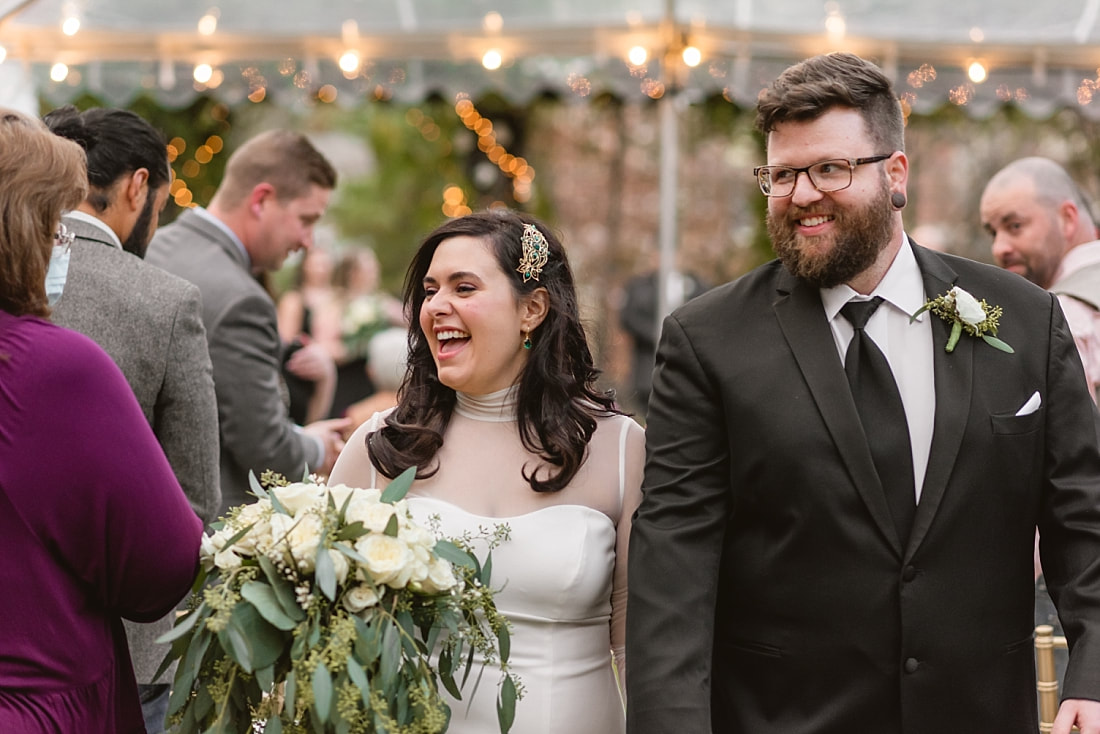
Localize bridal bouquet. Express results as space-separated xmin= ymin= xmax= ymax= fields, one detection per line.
xmin=157 ymin=468 xmax=518 ymax=733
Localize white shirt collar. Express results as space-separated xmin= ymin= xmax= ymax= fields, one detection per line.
xmin=64 ymin=210 xmax=122 ymax=249
xmin=191 ymin=206 xmax=251 ymax=268
xmin=819 ymin=234 xmax=927 ymax=323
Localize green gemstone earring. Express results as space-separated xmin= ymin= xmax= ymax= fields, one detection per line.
xmin=523 ymin=330 xmax=532 ymax=350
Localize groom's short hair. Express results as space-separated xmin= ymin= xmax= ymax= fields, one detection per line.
xmin=755 ymin=52 xmax=905 ymax=155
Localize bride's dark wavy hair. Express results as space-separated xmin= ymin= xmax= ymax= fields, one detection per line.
xmin=367 ymin=209 xmax=620 ymax=492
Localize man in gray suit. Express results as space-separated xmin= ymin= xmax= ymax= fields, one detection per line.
xmin=43 ymin=105 xmax=220 ymax=734
xmin=147 ymin=129 xmax=348 ymax=521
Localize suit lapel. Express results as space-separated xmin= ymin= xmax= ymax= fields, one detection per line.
xmin=907 ymin=247 xmax=971 ymax=558
xmin=773 ymin=269 xmax=903 ymax=555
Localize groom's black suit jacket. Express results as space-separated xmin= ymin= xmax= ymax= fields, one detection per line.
xmin=626 ymin=244 xmax=1100 ymax=734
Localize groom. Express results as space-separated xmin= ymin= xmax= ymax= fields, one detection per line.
xmin=626 ymin=52 xmax=1100 ymax=734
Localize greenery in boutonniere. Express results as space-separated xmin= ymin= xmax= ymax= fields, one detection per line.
xmin=910 ymin=285 xmax=1014 ymax=354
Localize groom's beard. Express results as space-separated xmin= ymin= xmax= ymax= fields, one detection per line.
xmin=122 ymin=191 xmax=157 ymax=259
xmin=767 ymin=183 xmax=894 ymax=288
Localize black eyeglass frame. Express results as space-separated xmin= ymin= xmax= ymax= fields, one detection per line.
xmin=753 ymin=154 xmax=894 ymax=198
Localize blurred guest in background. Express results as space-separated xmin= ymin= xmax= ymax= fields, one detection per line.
xmin=43 ymin=104 xmax=219 ymax=734
xmin=618 ymin=258 xmax=707 ymax=417
xmin=981 ymin=156 xmax=1100 ymax=400
xmin=0 ymin=108 xmax=201 ymax=733
xmin=147 ymin=129 xmax=349 ymax=517
xmin=328 ymin=247 xmax=404 ymax=419
xmin=277 ymin=246 xmax=341 ymax=425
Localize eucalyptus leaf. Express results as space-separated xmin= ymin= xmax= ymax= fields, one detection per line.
xmin=346 ymin=655 xmax=371 ymax=706
xmin=380 ymin=465 xmax=416 ymax=503
xmin=909 ymin=301 xmax=932 ymax=323
xmin=313 ymin=661 xmax=334 ymax=724
xmin=432 ymin=540 xmax=477 ymax=570
xmin=497 ymin=623 xmax=510 ymax=664
xmin=255 ymin=663 xmax=275 ymax=692
xmin=241 ymin=581 xmax=298 ymax=630
xmin=497 ymin=674 xmax=517 ymax=733
xmin=248 ymin=470 xmax=269 ymax=500
xmin=226 ymin=601 xmax=286 ymax=672
xmin=983 ymin=334 xmax=1015 ymax=353
xmin=380 ymin=621 xmax=401 ymax=682
xmin=266 ymin=715 xmax=284 ymax=734
xmin=481 ymin=551 xmax=494 ymax=586
xmin=396 ymin=609 xmax=418 ymax=657
xmin=315 ymin=543 xmax=337 ymax=601
xmin=334 ymin=541 xmax=368 ymax=564
xmin=194 ymin=682 xmax=214 ymax=721
xmin=218 ymin=623 xmax=252 ymax=672
xmin=335 ymin=521 xmax=369 ymax=542
xmin=383 ymin=513 xmax=399 ymax=537
xmin=285 ymin=670 xmax=298 ymax=718
xmin=258 ymin=554 xmax=306 ymax=621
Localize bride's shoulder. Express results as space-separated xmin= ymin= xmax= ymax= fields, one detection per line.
xmin=591 ymin=411 xmax=645 ymax=442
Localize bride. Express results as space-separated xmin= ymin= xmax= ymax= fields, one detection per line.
xmin=330 ymin=209 xmax=644 ymax=733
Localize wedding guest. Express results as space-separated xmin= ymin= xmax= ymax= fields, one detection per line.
xmin=330 ymin=209 xmax=644 ymax=734
xmin=981 ymin=156 xmax=1100 ymax=400
xmin=277 ymin=246 xmax=341 ymax=425
xmin=328 ymin=247 xmax=404 ymax=418
xmin=42 ymin=103 xmax=219 ymax=734
xmin=626 ymin=52 xmax=1100 ymax=734
xmin=147 ymin=129 xmax=350 ymax=517
xmin=0 ymin=109 xmax=202 ymax=732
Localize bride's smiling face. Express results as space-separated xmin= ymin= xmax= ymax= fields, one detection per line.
xmin=419 ymin=235 xmax=544 ymax=396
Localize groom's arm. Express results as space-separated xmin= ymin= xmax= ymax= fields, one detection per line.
xmin=626 ymin=313 xmax=731 ymax=733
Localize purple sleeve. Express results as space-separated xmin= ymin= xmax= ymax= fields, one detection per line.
xmin=3 ymin=322 xmax=202 ymax=623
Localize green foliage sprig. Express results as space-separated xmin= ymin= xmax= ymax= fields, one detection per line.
xmin=910 ymin=285 xmax=1014 ymax=354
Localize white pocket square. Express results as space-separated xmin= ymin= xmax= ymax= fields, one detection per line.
xmin=1015 ymin=391 xmax=1042 ymax=416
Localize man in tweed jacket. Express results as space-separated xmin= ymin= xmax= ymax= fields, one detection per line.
xmin=44 ymin=106 xmax=219 ymax=734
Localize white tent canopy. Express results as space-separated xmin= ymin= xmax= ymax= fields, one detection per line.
xmin=2 ymin=0 xmax=1100 ymax=117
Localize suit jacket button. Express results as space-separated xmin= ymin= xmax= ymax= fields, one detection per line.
xmin=904 ymin=657 xmax=920 ymax=674
xmin=902 ymin=565 xmax=917 ymax=582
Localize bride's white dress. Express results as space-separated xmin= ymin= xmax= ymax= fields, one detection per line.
xmin=408 ymin=497 xmax=626 ymax=734
xmin=338 ymin=388 xmax=644 ymax=734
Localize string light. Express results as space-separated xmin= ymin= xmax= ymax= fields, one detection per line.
xmin=682 ymin=45 xmax=702 ymax=67
xmin=61 ymin=16 xmax=80 ymax=36
xmin=482 ymin=11 xmax=503 ymax=33
xmin=968 ymin=61 xmax=987 ymax=83
xmin=482 ymin=50 xmax=503 ymax=70
xmin=338 ymin=50 xmax=360 ymax=76
xmin=193 ymin=63 xmax=213 ymax=84
xmin=50 ymin=63 xmax=69 ymax=82
xmin=0 ymin=45 xmax=6 ymax=64
xmin=628 ymin=46 xmax=648 ymax=66
xmin=197 ymin=9 xmax=219 ymax=36
xmin=454 ymin=96 xmax=536 ymax=204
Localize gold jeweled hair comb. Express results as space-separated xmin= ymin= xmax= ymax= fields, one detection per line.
xmin=517 ymin=223 xmax=549 ymax=283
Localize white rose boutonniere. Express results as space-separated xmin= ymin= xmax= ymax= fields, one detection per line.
xmin=911 ymin=286 xmax=1014 ymax=354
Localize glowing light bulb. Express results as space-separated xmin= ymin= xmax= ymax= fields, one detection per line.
xmin=193 ymin=63 xmax=213 ymax=84
xmin=482 ymin=50 xmax=502 ymax=70
xmin=50 ymin=63 xmax=69 ymax=82
xmin=682 ymin=46 xmax=702 ymax=67
xmin=628 ymin=46 xmax=648 ymax=66
xmin=0 ymin=45 xmax=7 ymax=64
xmin=483 ymin=11 xmax=503 ymax=32
xmin=62 ymin=16 xmax=80 ymax=35
xmin=968 ymin=61 xmax=987 ymax=83
xmin=198 ymin=13 xmax=217 ymax=36
xmin=338 ymin=50 xmax=360 ymax=74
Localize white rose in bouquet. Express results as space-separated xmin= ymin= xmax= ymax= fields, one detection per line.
xmin=341 ymin=582 xmax=380 ymax=613
xmin=355 ymin=533 xmax=415 ymax=587
xmin=270 ymin=481 xmax=325 ymax=515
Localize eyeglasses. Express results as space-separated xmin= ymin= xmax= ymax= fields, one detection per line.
xmin=753 ymin=154 xmax=893 ymax=198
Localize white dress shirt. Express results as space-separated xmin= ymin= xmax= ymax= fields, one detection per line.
xmin=820 ymin=236 xmax=936 ymax=502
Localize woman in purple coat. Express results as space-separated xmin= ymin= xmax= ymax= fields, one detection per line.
xmin=0 ymin=109 xmax=203 ymax=732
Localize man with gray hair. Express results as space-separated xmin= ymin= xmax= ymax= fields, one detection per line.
xmin=981 ymin=156 xmax=1100 ymax=399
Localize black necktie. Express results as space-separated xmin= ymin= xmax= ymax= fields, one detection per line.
xmin=840 ymin=297 xmax=916 ymax=546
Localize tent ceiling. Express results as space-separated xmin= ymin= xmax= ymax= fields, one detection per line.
xmin=4 ymin=0 xmax=1100 ymax=116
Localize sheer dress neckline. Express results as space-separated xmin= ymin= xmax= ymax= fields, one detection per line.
xmin=454 ymin=386 xmax=519 ymax=422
